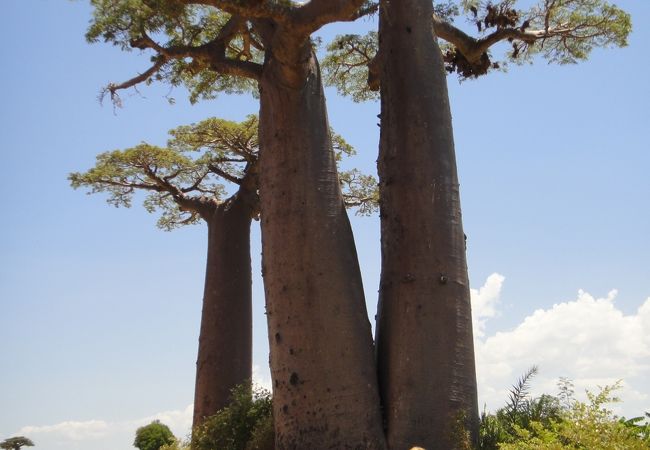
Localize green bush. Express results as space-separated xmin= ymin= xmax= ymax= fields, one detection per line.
xmin=134 ymin=420 xmax=175 ymax=450
xmin=159 ymin=439 xmax=190 ymax=450
xmin=478 ymin=370 xmax=649 ymax=450
xmin=245 ymin=414 xmax=275 ymax=450
xmin=191 ymin=384 xmax=273 ymax=450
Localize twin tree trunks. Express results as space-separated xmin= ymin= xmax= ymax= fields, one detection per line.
xmin=195 ymin=12 xmax=479 ymax=450
xmin=85 ymin=0 xmax=630 ymax=446
xmin=192 ymin=3 xmax=478 ymax=448
xmin=375 ymin=0 xmax=479 ymax=448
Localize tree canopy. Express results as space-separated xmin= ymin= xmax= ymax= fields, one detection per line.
xmin=80 ymin=0 xmax=633 ymax=447
xmin=70 ymin=115 xmax=257 ymax=229
xmin=0 ymin=437 xmax=34 ymax=450
xmin=323 ymin=0 xmax=631 ymax=100
xmin=70 ymin=115 xmax=377 ymax=229
xmin=85 ymin=0 xmax=376 ymax=103
xmin=133 ymin=420 xmax=175 ymax=450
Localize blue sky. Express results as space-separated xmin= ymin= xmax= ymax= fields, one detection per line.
xmin=1 ymin=1 xmax=648 ymax=449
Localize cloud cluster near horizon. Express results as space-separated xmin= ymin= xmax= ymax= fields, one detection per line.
xmin=472 ymin=274 xmax=650 ymax=417
xmin=15 ymin=405 xmax=193 ymax=450
xmin=11 ymin=274 xmax=650 ymax=449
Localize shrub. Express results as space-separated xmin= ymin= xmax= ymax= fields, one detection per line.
xmin=245 ymin=414 xmax=275 ymax=450
xmin=159 ymin=439 xmax=190 ymax=450
xmin=134 ymin=420 xmax=175 ymax=450
xmin=191 ymin=384 xmax=273 ymax=450
xmin=478 ymin=371 xmax=649 ymax=450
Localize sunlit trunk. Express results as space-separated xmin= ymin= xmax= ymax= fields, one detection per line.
xmin=258 ymin=42 xmax=386 ymax=449
xmin=192 ymin=195 xmax=253 ymax=427
xmin=375 ymin=0 xmax=479 ymax=448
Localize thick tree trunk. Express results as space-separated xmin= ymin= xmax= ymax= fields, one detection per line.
xmin=192 ymin=194 xmax=253 ymax=427
xmin=375 ymin=1 xmax=479 ymax=448
xmin=258 ymin=43 xmax=386 ymax=449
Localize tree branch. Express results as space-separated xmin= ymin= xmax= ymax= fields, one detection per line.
xmin=342 ymin=195 xmax=373 ymax=207
xmin=131 ymin=21 xmax=263 ymax=78
xmin=433 ymin=12 xmax=621 ymax=64
xmin=179 ymin=0 xmax=291 ymax=24
xmin=211 ymin=156 xmax=248 ymax=163
xmin=142 ymin=166 xmax=208 ymax=213
xmin=103 ymin=16 xmax=263 ymax=103
xmin=432 ymin=14 xmax=482 ymax=62
xmin=293 ymin=0 xmax=368 ymax=34
xmin=180 ymin=170 xmax=211 ymax=193
xmin=101 ymin=58 xmax=167 ymax=105
xmin=91 ymin=178 xmax=165 ymax=192
xmin=475 ymin=27 xmax=565 ymax=57
xmin=208 ymin=163 xmax=243 ymax=185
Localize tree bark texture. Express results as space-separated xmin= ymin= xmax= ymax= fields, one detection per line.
xmin=192 ymin=194 xmax=254 ymax=427
xmin=258 ymin=42 xmax=386 ymax=449
xmin=375 ymin=0 xmax=479 ymax=448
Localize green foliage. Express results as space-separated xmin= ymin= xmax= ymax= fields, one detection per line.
xmin=245 ymin=414 xmax=275 ymax=450
xmin=69 ymin=116 xmax=257 ymax=230
xmin=478 ymin=366 xmax=562 ymax=449
xmin=322 ymin=32 xmax=379 ymax=102
xmin=461 ymin=0 xmax=481 ymax=13
xmin=86 ymin=0 xmax=259 ymax=103
xmin=70 ymin=143 xmax=221 ymax=230
xmin=0 ymin=437 xmax=34 ymax=450
xmin=169 ymin=115 xmax=259 ymax=159
xmin=499 ymin=382 xmax=648 ymax=449
xmin=173 ymin=62 xmax=259 ymax=105
xmin=619 ymin=413 xmax=650 ymax=446
xmin=159 ymin=439 xmax=190 ymax=450
xmin=71 ymin=114 xmax=377 ymax=225
xmin=509 ymin=0 xmax=631 ymax=65
xmin=331 ymin=128 xmax=356 ymax=160
xmin=133 ymin=420 xmax=175 ymax=450
xmin=478 ymin=372 xmax=650 ymax=450
xmin=339 ymin=169 xmax=379 ymax=216
xmin=446 ymin=0 xmax=631 ymax=77
xmin=191 ymin=384 xmax=273 ymax=450
xmin=449 ymin=410 xmax=474 ymax=450
xmin=502 ymin=366 xmax=542 ymax=429
xmin=435 ymin=1 xmax=462 ymax=21
xmin=322 ymin=0 xmax=631 ymax=99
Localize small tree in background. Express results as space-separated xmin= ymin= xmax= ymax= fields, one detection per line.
xmin=0 ymin=437 xmax=34 ymax=450
xmin=133 ymin=421 xmax=175 ymax=450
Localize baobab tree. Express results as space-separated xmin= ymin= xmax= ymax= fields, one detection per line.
xmin=323 ymin=0 xmax=630 ymax=448
xmin=84 ymin=0 xmax=631 ymax=447
xmin=86 ymin=1 xmax=387 ymax=446
xmin=70 ymin=115 xmax=377 ymax=430
xmin=71 ymin=116 xmax=260 ymax=428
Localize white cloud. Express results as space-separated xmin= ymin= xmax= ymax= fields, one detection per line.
xmin=13 ymin=276 xmax=650 ymax=449
xmin=13 ymin=365 xmax=275 ymax=449
xmin=471 ymin=274 xmax=650 ymax=418
xmin=126 ymin=404 xmax=193 ymax=440
xmin=15 ymin=406 xmax=193 ymax=450
xmin=471 ymin=273 xmax=505 ymax=338
xmin=19 ymin=420 xmax=109 ymax=441
xmin=14 ymin=365 xmax=277 ymax=450
xmin=253 ymin=364 xmax=273 ymax=392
